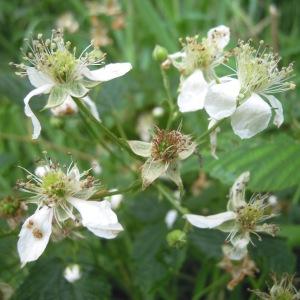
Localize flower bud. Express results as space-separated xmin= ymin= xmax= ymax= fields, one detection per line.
xmin=152 ymin=45 xmax=168 ymax=62
xmin=166 ymin=229 xmax=186 ymax=248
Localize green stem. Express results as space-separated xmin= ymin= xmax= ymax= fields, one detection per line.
xmin=196 ymin=119 xmax=225 ymax=144
xmin=74 ymin=97 xmax=141 ymax=160
xmin=160 ymin=67 xmax=176 ymax=129
xmin=156 ymin=183 xmax=188 ymax=215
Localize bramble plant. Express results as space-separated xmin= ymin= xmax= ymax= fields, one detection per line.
xmin=0 ymin=1 xmax=300 ymax=299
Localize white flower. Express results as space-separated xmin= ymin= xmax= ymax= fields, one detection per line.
xmin=168 ymin=25 xmax=230 ymax=113
xmin=204 ymin=40 xmax=295 ymax=139
xmin=185 ymin=172 xmax=278 ymax=259
xmin=64 ymin=264 xmax=81 ymax=283
xmin=165 ymin=209 xmax=178 ymax=229
xmin=17 ymin=160 xmax=123 ymax=267
xmin=128 ymin=127 xmax=197 ymax=189
xmin=14 ymin=30 xmax=132 ymax=139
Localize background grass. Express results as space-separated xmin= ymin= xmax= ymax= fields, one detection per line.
xmin=0 ymin=0 xmax=299 ymax=299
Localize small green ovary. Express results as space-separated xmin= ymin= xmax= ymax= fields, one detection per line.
xmin=43 ymin=50 xmax=76 ymax=83
xmin=41 ymin=171 xmax=68 ymax=200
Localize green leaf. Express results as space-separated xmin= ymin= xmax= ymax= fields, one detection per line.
xmin=14 ymin=257 xmax=111 ymax=300
xmin=45 ymin=85 xmax=68 ymax=109
xmin=204 ymin=135 xmax=300 ymax=191
xmin=250 ymin=236 xmax=296 ymax=274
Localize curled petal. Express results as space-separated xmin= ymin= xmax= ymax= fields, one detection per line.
xmin=82 ymin=63 xmax=132 ymax=82
xmin=266 ymin=95 xmax=284 ymax=127
xmin=142 ymin=159 xmax=168 ymax=188
xmin=207 ymin=25 xmax=230 ymax=50
xmin=24 ymin=84 xmax=53 ymax=139
xmin=231 ymin=93 xmax=272 ymax=139
xmin=227 ymin=172 xmax=250 ymax=211
xmin=81 ymin=96 xmax=100 ymax=121
xmin=26 ymin=67 xmax=53 ymax=88
xmin=178 ymin=141 xmax=197 ymax=160
xmin=69 ymin=198 xmax=123 ymax=239
xmin=178 ymin=70 xmax=208 ymax=113
xmin=185 ymin=211 xmax=236 ymax=229
xmin=17 ymin=206 xmax=53 ymax=267
xmin=127 ymin=141 xmax=152 ymax=157
xmin=205 ymin=78 xmax=240 ymax=120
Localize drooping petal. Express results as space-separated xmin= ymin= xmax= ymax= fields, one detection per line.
xmin=24 ymin=84 xmax=53 ymax=139
xmin=82 ymin=96 xmax=100 ymax=121
xmin=231 ymin=93 xmax=272 ymax=139
xmin=178 ymin=141 xmax=197 ymax=160
xmin=223 ymin=236 xmax=249 ymax=261
xmin=168 ymin=51 xmax=186 ymax=70
xmin=17 ymin=206 xmax=53 ymax=267
xmin=69 ymin=198 xmax=123 ymax=239
xmin=127 ymin=141 xmax=152 ymax=157
xmin=178 ymin=70 xmax=208 ymax=113
xmin=227 ymin=171 xmax=250 ymax=211
xmin=204 ymin=78 xmax=240 ymax=120
xmin=141 ymin=159 xmax=168 ymax=188
xmin=82 ymin=63 xmax=132 ymax=82
xmin=207 ymin=25 xmax=230 ymax=50
xmin=265 ymin=95 xmax=284 ymax=127
xmin=166 ymin=162 xmax=183 ymax=188
xmin=185 ymin=211 xmax=236 ymax=229
xmin=26 ymin=67 xmax=53 ymax=88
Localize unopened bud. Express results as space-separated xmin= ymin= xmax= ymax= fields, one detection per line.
xmin=152 ymin=45 xmax=168 ymax=62
xmin=166 ymin=229 xmax=186 ymax=248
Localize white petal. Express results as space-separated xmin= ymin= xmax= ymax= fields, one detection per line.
xmin=207 ymin=25 xmax=230 ymax=49
xmin=24 ymin=84 xmax=53 ymax=139
xmin=127 ymin=141 xmax=152 ymax=157
xmin=178 ymin=70 xmax=208 ymax=113
xmin=185 ymin=211 xmax=236 ymax=229
xmin=26 ymin=67 xmax=53 ymax=88
xmin=68 ymin=165 xmax=81 ymax=181
xmin=64 ymin=264 xmax=81 ymax=283
xmin=69 ymin=198 xmax=123 ymax=239
xmin=166 ymin=162 xmax=182 ymax=188
xmin=35 ymin=165 xmax=50 ymax=178
xmin=227 ymin=172 xmax=249 ymax=211
xmin=223 ymin=236 xmax=249 ymax=261
xmin=82 ymin=63 xmax=132 ymax=82
xmin=165 ymin=209 xmax=178 ymax=229
xmin=17 ymin=206 xmax=53 ymax=267
xmin=266 ymin=95 xmax=284 ymax=127
xmin=168 ymin=51 xmax=186 ymax=70
xmin=231 ymin=93 xmax=272 ymax=139
xmin=204 ymin=78 xmax=240 ymax=120
xmin=178 ymin=141 xmax=197 ymax=160
xmin=82 ymin=96 xmax=100 ymax=121
xmin=142 ymin=159 xmax=168 ymax=188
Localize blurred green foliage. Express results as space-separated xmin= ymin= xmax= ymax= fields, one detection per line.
xmin=0 ymin=0 xmax=299 ymax=299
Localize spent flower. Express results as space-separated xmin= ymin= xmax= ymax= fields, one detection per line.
xmin=128 ymin=127 xmax=196 ymax=189
xmin=205 ymin=40 xmax=295 ymax=138
xmin=168 ymin=25 xmax=230 ymax=112
xmin=17 ymin=158 xmax=123 ymax=267
xmin=12 ymin=29 xmax=132 ymax=139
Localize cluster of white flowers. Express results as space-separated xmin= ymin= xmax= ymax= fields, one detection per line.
xmin=167 ymin=25 xmax=295 ymax=145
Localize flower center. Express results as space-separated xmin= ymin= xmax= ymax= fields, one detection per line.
xmin=41 ymin=171 xmax=69 ymax=202
xmin=151 ymin=129 xmax=185 ymax=162
xmin=236 ymin=204 xmax=263 ymax=231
